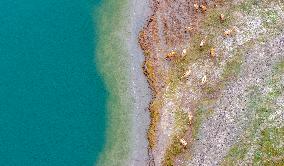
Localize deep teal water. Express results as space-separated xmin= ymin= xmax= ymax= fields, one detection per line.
xmin=0 ymin=0 xmax=107 ymax=165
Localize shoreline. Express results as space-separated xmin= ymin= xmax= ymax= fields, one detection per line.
xmin=94 ymin=0 xmax=152 ymax=165
xmin=97 ymin=0 xmax=284 ymax=165
xmin=127 ymin=0 xmax=152 ymax=165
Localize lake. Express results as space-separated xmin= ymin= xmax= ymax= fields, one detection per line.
xmin=0 ymin=0 xmax=107 ymax=165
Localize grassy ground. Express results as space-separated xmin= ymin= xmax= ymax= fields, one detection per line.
xmin=220 ymin=1 xmax=284 ymax=164
xmin=148 ymin=100 xmax=162 ymax=149
xmin=161 ymin=0 xmax=284 ymax=165
xmin=163 ymin=110 xmax=190 ymax=166
xmin=221 ymin=60 xmax=284 ymax=165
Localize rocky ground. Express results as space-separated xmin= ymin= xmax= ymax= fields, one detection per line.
xmin=138 ymin=0 xmax=284 ymax=165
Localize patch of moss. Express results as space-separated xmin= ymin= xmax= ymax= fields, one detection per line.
xmin=266 ymin=60 xmax=284 ymax=102
xmin=274 ymin=60 xmax=284 ymax=73
xmin=144 ymin=50 xmax=151 ymax=57
xmin=264 ymin=10 xmax=278 ymax=23
xmin=192 ymin=107 xmax=206 ymax=140
xmin=203 ymin=7 xmax=232 ymax=31
xmin=253 ymin=127 xmax=284 ymax=165
xmin=144 ymin=60 xmax=155 ymax=78
xmin=238 ymin=0 xmax=259 ymax=14
xmin=203 ymin=84 xmax=218 ymax=95
xmin=222 ymin=54 xmax=243 ymax=80
xmin=221 ymin=143 xmax=248 ymax=166
xmin=204 ymin=109 xmax=215 ymax=119
xmin=163 ymin=136 xmax=185 ymax=166
xmin=261 ymin=9 xmax=279 ymax=29
xmin=147 ymin=99 xmax=162 ymax=149
xmin=174 ymin=110 xmax=190 ymax=135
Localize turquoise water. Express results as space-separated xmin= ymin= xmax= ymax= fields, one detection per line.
xmin=0 ymin=0 xmax=107 ymax=165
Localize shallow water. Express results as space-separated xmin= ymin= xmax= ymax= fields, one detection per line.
xmin=94 ymin=0 xmax=135 ymax=165
xmin=0 ymin=0 xmax=107 ymax=165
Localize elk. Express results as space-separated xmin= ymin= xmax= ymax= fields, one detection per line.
xmin=201 ymin=75 xmax=207 ymax=84
xmin=166 ymin=51 xmax=178 ymax=60
xmin=220 ymin=14 xmax=225 ymax=22
xmin=180 ymin=138 xmax=188 ymax=147
xmin=210 ymin=48 xmax=216 ymax=57
xmin=194 ymin=3 xmax=199 ymax=12
xmin=200 ymin=36 xmax=208 ymax=47
xmin=200 ymin=5 xmax=207 ymax=14
xmin=224 ymin=29 xmax=233 ymax=37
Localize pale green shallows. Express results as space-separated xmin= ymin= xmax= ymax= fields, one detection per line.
xmin=94 ymin=0 xmax=133 ymax=165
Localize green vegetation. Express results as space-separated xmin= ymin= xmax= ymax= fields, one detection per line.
xmin=203 ymin=7 xmax=233 ymax=31
xmin=263 ymin=10 xmax=278 ymax=24
xmin=222 ymin=127 xmax=284 ymax=165
xmin=163 ymin=3 xmax=241 ymax=164
xmin=274 ymin=60 xmax=284 ymax=73
xmin=237 ymin=0 xmax=284 ymax=36
xmin=163 ymin=109 xmax=190 ymax=166
xmin=167 ymin=0 xmax=236 ymax=90
xmin=163 ymin=107 xmax=212 ymax=166
xmin=253 ymin=127 xmax=284 ymax=165
xmin=221 ymin=61 xmax=284 ymax=165
xmin=261 ymin=8 xmax=280 ymax=30
xmin=222 ymin=54 xmax=243 ymax=80
xmin=191 ymin=108 xmax=206 ymax=140
xmin=162 ymin=0 xmax=284 ymax=164
xmin=148 ymin=100 xmax=162 ymax=149
xmin=238 ymin=0 xmax=257 ymax=13
xmin=163 ymin=136 xmax=186 ymax=166
xmin=221 ymin=143 xmax=248 ymax=165
xmin=203 ymin=85 xmax=218 ymax=95
xmin=174 ymin=110 xmax=190 ymax=134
